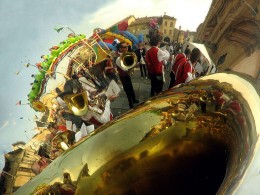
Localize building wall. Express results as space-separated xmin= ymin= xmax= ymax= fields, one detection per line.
xmin=195 ymin=0 xmax=260 ymax=77
xmin=160 ymin=17 xmax=177 ymax=42
xmin=232 ymin=50 xmax=260 ymax=79
xmin=128 ymin=15 xmax=177 ymax=43
xmin=128 ymin=23 xmax=149 ymax=42
xmin=127 ymin=15 xmax=136 ymax=26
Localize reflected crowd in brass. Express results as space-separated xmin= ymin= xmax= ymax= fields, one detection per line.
xmin=18 ymin=74 xmax=257 ymax=195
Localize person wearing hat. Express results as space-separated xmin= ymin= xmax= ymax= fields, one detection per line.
xmin=116 ymin=42 xmax=139 ymax=109
xmin=59 ymin=79 xmax=117 ymax=128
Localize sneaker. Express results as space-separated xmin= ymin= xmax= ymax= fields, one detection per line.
xmin=133 ymin=100 xmax=139 ymax=104
xmin=145 ymin=77 xmax=148 ymax=79
xmin=141 ymin=77 xmax=144 ymax=79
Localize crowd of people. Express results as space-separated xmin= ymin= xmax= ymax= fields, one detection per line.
xmin=107 ymin=34 xmax=203 ymax=100
xmin=32 ymin=34 xmax=205 ymax=177
xmin=138 ymin=34 xmax=202 ymax=97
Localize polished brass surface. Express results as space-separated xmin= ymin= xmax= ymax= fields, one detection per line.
xmin=64 ymin=91 xmax=88 ymax=116
xmin=15 ymin=73 xmax=260 ymax=195
xmin=119 ymin=52 xmax=137 ymax=71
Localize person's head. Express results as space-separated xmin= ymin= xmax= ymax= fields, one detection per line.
xmin=184 ymin=48 xmax=191 ymax=59
xmin=117 ymin=42 xmax=128 ymax=53
xmin=71 ymin=72 xmax=78 ymax=79
xmin=190 ymin=48 xmax=201 ymax=64
xmin=159 ymin=42 xmax=166 ymax=48
xmin=77 ymin=69 xmax=85 ymax=78
xmin=149 ymin=34 xmax=162 ymax=47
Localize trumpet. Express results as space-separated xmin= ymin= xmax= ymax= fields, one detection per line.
xmin=118 ymin=52 xmax=137 ymax=71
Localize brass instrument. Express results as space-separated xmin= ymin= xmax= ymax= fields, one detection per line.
xmin=63 ymin=91 xmax=89 ymax=116
xmin=62 ymin=79 xmax=107 ymax=116
xmin=63 ymin=32 xmax=113 ymax=116
xmin=118 ymin=51 xmax=137 ymax=71
xmin=71 ymin=32 xmax=112 ymax=72
xmin=15 ymin=73 xmax=260 ymax=195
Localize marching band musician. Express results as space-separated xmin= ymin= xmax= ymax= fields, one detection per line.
xmin=145 ymin=34 xmax=170 ymax=97
xmin=116 ymin=42 xmax=139 ymax=109
xmin=59 ymin=78 xmax=117 ymax=128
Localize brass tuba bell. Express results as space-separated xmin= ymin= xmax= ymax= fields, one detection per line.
xmin=119 ymin=52 xmax=137 ymax=71
xmin=60 ymin=79 xmax=89 ymax=116
xmin=15 ymin=72 xmax=260 ymax=195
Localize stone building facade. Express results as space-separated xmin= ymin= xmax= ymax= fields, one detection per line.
xmin=195 ymin=0 xmax=260 ymax=78
xmin=128 ymin=14 xmax=177 ymax=43
xmin=160 ymin=15 xmax=177 ymax=43
xmin=0 ymin=130 xmax=49 ymax=194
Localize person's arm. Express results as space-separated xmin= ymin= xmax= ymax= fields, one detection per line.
xmin=181 ymin=62 xmax=193 ymax=83
xmin=158 ymin=49 xmax=170 ymax=62
xmin=105 ymin=60 xmax=114 ymax=71
xmin=91 ymin=100 xmax=111 ymax=124
xmin=56 ymin=97 xmax=67 ymax=108
xmin=145 ymin=51 xmax=150 ymax=65
xmin=135 ymin=49 xmax=140 ymax=62
xmin=142 ymin=48 xmax=146 ymax=56
xmin=115 ymin=56 xmax=121 ymax=67
xmin=170 ymin=55 xmax=177 ymax=71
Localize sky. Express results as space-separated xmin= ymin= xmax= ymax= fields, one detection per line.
xmin=0 ymin=0 xmax=212 ymax=170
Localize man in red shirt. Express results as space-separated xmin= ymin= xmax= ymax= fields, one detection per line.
xmin=145 ymin=34 xmax=170 ymax=97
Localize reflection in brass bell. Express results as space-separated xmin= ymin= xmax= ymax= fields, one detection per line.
xmin=64 ymin=91 xmax=88 ymax=116
xmin=200 ymin=95 xmax=208 ymax=113
xmin=200 ymin=95 xmax=208 ymax=102
xmin=171 ymin=109 xmax=179 ymax=117
xmin=15 ymin=73 xmax=260 ymax=195
xmin=177 ymin=103 xmax=187 ymax=111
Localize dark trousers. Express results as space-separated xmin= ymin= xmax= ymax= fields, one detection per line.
xmin=150 ymin=74 xmax=163 ymax=97
xmin=119 ymin=75 xmax=136 ymax=108
xmin=61 ymin=112 xmax=84 ymax=129
xmin=106 ymin=72 xmax=119 ymax=83
xmin=139 ymin=64 xmax=147 ymax=77
xmin=168 ymin=71 xmax=176 ymax=89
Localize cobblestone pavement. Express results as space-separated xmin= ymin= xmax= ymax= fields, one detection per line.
xmin=110 ymin=67 xmax=171 ymax=117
